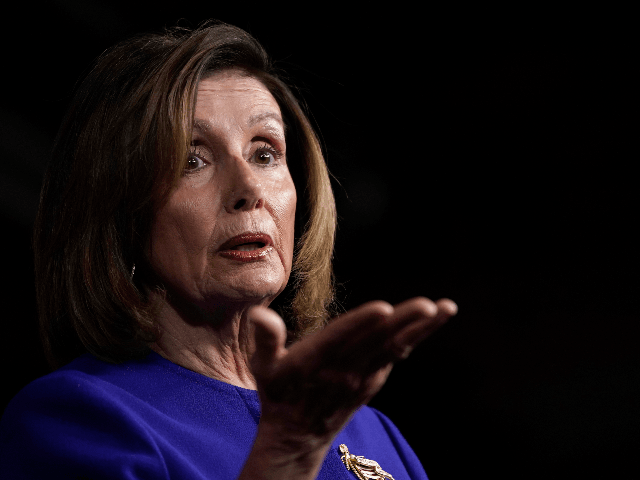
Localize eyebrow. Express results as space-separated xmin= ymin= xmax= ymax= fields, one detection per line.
xmin=193 ymin=112 xmax=286 ymax=132
xmin=192 ymin=119 xmax=212 ymax=134
xmin=247 ymin=111 xmax=285 ymax=129
xmin=192 ymin=111 xmax=286 ymax=136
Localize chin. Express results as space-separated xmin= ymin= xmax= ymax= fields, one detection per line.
xmin=204 ymin=269 xmax=289 ymax=305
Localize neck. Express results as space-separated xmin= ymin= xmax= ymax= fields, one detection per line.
xmin=149 ymin=291 xmax=264 ymax=390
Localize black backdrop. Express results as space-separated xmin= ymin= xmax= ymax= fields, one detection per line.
xmin=1 ymin=4 xmax=637 ymax=479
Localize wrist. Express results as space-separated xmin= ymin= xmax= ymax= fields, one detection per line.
xmin=238 ymin=421 xmax=333 ymax=480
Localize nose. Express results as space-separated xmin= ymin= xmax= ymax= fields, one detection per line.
xmin=223 ymin=159 xmax=265 ymax=213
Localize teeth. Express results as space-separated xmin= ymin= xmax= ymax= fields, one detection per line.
xmin=235 ymin=243 xmax=262 ymax=251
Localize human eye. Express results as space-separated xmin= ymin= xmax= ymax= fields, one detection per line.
xmin=252 ymin=143 xmax=284 ymax=166
xmin=184 ymin=145 xmax=210 ymax=174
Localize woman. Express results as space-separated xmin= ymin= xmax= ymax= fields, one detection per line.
xmin=0 ymin=22 xmax=457 ymax=479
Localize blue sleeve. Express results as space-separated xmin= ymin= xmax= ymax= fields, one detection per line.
xmin=0 ymin=372 xmax=169 ymax=480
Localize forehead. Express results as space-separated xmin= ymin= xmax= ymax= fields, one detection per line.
xmin=195 ymin=69 xmax=281 ymax=119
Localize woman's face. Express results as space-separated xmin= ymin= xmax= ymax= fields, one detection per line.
xmin=149 ymin=69 xmax=297 ymax=311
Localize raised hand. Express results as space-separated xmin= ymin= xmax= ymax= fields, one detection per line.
xmin=241 ymin=298 xmax=457 ymax=480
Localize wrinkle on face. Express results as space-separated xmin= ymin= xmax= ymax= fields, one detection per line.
xmin=149 ymin=68 xmax=296 ymax=310
xmin=147 ymin=69 xmax=297 ymax=388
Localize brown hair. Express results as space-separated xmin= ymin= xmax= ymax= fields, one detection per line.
xmin=33 ymin=21 xmax=336 ymax=369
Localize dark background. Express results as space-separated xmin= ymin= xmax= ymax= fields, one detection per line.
xmin=1 ymin=3 xmax=637 ymax=479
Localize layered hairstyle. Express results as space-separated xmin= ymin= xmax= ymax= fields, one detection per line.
xmin=34 ymin=21 xmax=337 ymax=369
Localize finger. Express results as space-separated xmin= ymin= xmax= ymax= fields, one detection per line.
xmin=328 ymin=300 xmax=395 ymax=333
xmin=282 ymin=300 xmax=394 ymax=376
xmin=391 ymin=297 xmax=457 ymax=333
xmin=389 ymin=298 xmax=458 ymax=360
xmin=435 ymin=298 xmax=458 ymax=317
xmin=288 ymin=300 xmax=394 ymax=357
xmin=391 ymin=297 xmax=439 ymax=329
xmin=247 ymin=305 xmax=288 ymax=378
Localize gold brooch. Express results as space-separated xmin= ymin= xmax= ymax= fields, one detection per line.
xmin=339 ymin=444 xmax=395 ymax=480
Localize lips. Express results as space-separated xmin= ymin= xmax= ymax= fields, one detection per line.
xmin=218 ymin=232 xmax=274 ymax=261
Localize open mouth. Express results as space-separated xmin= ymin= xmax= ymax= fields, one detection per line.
xmin=218 ymin=233 xmax=273 ymax=261
xmin=232 ymin=242 xmax=265 ymax=251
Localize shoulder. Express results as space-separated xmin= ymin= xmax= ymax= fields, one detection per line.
xmin=2 ymin=354 xmax=156 ymax=426
xmin=0 ymin=353 xmax=261 ymax=479
xmin=0 ymin=356 xmax=169 ymax=479
xmin=345 ymin=405 xmax=410 ymax=443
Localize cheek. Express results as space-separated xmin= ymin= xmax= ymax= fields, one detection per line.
xmin=149 ymin=193 xmax=218 ymax=280
xmin=271 ymin=179 xmax=297 ymax=269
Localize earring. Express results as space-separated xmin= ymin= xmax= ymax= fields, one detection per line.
xmin=131 ymin=263 xmax=136 ymax=280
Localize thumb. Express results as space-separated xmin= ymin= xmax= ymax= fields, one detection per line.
xmin=247 ymin=305 xmax=288 ymax=379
